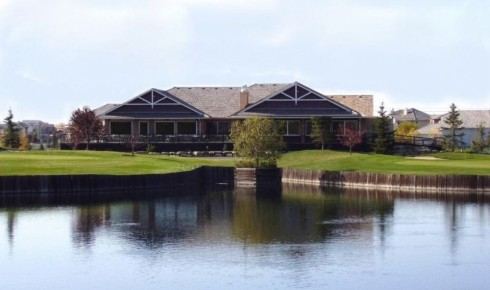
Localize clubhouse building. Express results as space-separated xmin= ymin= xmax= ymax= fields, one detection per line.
xmin=95 ymin=82 xmax=374 ymax=150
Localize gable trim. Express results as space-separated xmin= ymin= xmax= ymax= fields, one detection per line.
xmin=102 ymin=88 xmax=209 ymax=118
xmin=234 ymin=82 xmax=361 ymax=116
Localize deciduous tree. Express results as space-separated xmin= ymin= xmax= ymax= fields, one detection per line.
xmin=69 ymin=107 xmax=103 ymax=150
xmin=337 ymin=126 xmax=364 ymax=156
xmin=230 ymin=116 xmax=285 ymax=168
xmin=442 ymin=103 xmax=464 ymax=152
xmin=19 ymin=131 xmax=31 ymax=151
xmin=394 ymin=121 xmax=419 ymax=143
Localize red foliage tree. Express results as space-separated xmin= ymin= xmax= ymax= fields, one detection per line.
xmin=69 ymin=107 xmax=103 ymax=150
xmin=337 ymin=126 xmax=364 ymax=156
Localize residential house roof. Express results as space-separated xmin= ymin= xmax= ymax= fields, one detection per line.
xmin=97 ymin=82 xmax=373 ymax=119
xmin=328 ymin=95 xmax=373 ymax=117
xmin=418 ymin=110 xmax=490 ymax=136
xmin=391 ymin=108 xmax=431 ymax=124
xmin=166 ymin=84 xmax=290 ymax=118
xmin=437 ymin=110 xmax=490 ymax=128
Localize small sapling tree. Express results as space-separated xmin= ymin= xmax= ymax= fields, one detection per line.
xmin=442 ymin=103 xmax=464 ymax=152
xmin=310 ymin=117 xmax=332 ymax=150
xmin=337 ymin=126 xmax=364 ymax=156
xmin=373 ymin=103 xmax=394 ymax=154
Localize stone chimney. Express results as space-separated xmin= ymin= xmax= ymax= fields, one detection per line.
xmin=240 ymin=85 xmax=249 ymax=109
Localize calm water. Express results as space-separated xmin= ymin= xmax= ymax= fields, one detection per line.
xmin=1 ymin=185 xmax=490 ymax=290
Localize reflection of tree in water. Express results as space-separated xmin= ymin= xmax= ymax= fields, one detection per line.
xmin=72 ymin=204 xmax=111 ymax=248
xmin=117 ymin=198 xmax=200 ymax=249
xmin=232 ymin=184 xmax=395 ymax=245
xmin=7 ymin=210 xmax=16 ymax=248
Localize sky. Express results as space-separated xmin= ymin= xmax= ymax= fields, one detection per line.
xmin=1 ymin=0 xmax=489 ymax=123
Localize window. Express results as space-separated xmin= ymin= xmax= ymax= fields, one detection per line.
xmin=306 ymin=120 xmax=312 ymax=136
xmin=156 ymin=122 xmax=174 ymax=135
xmin=333 ymin=120 xmax=359 ymax=133
xmin=110 ymin=122 xmax=131 ymax=134
xmin=280 ymin=120 xmax=300 ymax=136
xmin=177 ymin=122 xmax=196 ymax=134
xmin=345 ymin=121 xmax=358 ymax=130
xmin=217 ymin=122 xmax=230 ymax=135
xmin=207 ymin=121 xmax=230 ymax=135
xmin=139 ymin=122 xmax=148 ymax=135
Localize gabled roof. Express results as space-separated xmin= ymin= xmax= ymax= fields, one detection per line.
xmin=100 ymin=88 xmax=207 ymax=120
xmin=94 ymin=104 xmax=119 ymax=117
xmin=95 ymin=83 xmax=372 ymax=120
xmin=391 ymin=108 xmax=431 ymax=123
xmin=167 ymin=83 xmax=289 ymax=118
xmin=234 ymin=82 xmax=361 ymax=118
xmin=439 ymin=110 xmax=490 ymax=128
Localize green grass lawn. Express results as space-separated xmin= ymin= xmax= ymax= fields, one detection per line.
xmin=0 ymin=149 xmax=489 ymax=176
xmin=278 ymin=150 xmax=490 ymax=175
xmin=0 ymin=150 xmax=235 ymax=175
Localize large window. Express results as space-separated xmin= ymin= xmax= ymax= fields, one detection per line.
xmin=155 ymin=122 xmax=174 ymax=135
xmin=111 ymin=122 xmax=131 ymax=134
xmin=333 ymin=120 xmax=359 ymax=133
xmin=281 ymin=120 xmax=300 ymax=136
xmin=206 ymin=121 xmax=230 ymax=135
xmin=177 ymin=122 xmax=196 ymax=134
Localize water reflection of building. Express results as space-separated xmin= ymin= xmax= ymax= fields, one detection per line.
xmin=71 ymin=198 xmax=203 ymax=248
xmin=231 ymin=184 xmax=396 ymax=245
xmin=67 ymin=187 xmax=396 ymax=249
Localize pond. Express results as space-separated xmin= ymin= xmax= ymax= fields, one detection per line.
xmin=1 ymin=185 xmax=489 ymax=290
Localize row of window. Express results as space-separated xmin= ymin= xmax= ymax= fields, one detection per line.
xmin=109 ymin=120 xmax=359 ymax=136
xmin=111 ymin=121 xmax=197 ymax=135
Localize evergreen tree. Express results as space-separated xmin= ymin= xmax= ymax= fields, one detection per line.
xmin=442 ymin=103 xmax=464 ymax=152
xmin=310 ymin=117 xmax=332 ymax=150
xmin=471 ymin=122 xmax=488 ymax=153
xmin=3 ymin=109 xmax=20 ymax=149
xmin=373 ymin=103 xmax=394 ymax=154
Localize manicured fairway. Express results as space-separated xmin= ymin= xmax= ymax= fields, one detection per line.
xmin=278 ymin=150 xmax=490 ymax=176
xmin=0 ymin=150 xmax=489 ymax=176
xmin=0 ymin=150 xmax=235 ymax=175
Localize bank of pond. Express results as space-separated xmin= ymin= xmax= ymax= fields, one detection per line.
xmin=1 ymin=166 xmax=489 ymax=196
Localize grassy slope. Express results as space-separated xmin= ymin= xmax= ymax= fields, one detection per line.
xmin=278 ymin=150 xmax=490 ymax=175
xmin=0 ymin=150 xmax=235 ymax=176
xmin=0 ymin=150 xmax=489 ymax=176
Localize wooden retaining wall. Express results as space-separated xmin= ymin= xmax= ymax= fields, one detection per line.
xmin=234 ymin=168 xmax=282 ymax=188
xmin=0 ymin=166 xmax=234 ymax=196
xmin=282 ymin=168 xmax=490 ymax=194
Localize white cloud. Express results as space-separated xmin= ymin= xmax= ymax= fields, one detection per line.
xmin=249 ymin=69 xmax=309 ymax=82
xmin=182 ymin=0 xmax=277 ymax=10
xmin=3 ymin=1 xmax=191 ymax=57
xmin=15 ymin=70 xmax=42 ymax=82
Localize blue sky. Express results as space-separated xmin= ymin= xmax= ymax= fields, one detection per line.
xmin=1 ymin=0 xmax=489 ymax=123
